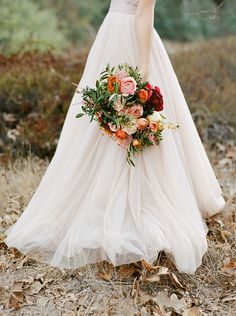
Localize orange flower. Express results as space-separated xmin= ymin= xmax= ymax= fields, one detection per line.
xmin=107 ymin=76 xmax=120 ymax=93
xmin=115 ymin=129 xmax=127 ymax=139
xmin=132 ymin=139 xmax=142 ymax=147
xmin=138 ymin=89 xmax=149 ymax=102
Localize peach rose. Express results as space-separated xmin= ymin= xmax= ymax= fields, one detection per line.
xmin=127 ymin=104 xmax=143 ymax=118
xmin=132 ymin=139 xmax=142 ymax=147
xmin=117 ymin=134 xmax=133 ymax=148
xmin=136 ymin=118 xmax=148 ymax=130
xmin=149 ymin=121 xmax=158 ymax=132
xmin=120 ymin=77 xmax=137 ymax=96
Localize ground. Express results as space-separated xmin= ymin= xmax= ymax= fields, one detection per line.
xmin=0 ymin=143 xmax=235 ymax=315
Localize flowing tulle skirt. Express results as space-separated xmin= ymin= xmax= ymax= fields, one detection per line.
xmin=5 ymin=10 xmax=225 ymax=274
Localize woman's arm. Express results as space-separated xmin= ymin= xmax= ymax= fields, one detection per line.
xmin=135 ymin=0 xmax=156 ymax=81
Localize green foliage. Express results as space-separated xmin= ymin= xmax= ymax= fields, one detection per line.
xmin=155 ymin=0 xmax=218 ymax=41
xmin=0 ymin=0 xmax=68 ymax=55
xmin=217 ymin=0 xmax=236 ymax=36
xmin=33 ymin=0 xmax=110 ymax=48
xmin=33 ymin=0 xmax=236 ymax=44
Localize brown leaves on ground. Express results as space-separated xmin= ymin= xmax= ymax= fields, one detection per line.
xmin=0 ymin=145 xmax=235 ymax=315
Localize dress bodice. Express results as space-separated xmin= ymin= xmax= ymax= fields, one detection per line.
xmin=109 ymin=0 xmax=139 ymax=15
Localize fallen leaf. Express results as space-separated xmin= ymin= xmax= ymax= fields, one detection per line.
xmin=169 ymin=273 xmax=185 ymax=289
xmin=182 ymin=307 xmax=202 ymax=316
xmin=97 ymin=270 xmax=112 ymax=281
xmin=118 ymin=264 xmax=137 ymax=278
xmin=36 ymin=296 xmax=50 ymax=306
xmin=7 ymin=295 xmax=22 ymax=310
xmin=157 ymin=266 xmax=169 ymax=276
xmin=152 ymin=305 xmax=166 ymax=316
xmin=221 ymin=258 xmax=236 ymax=271
xmin=16 ymin=255 xmax=30 ymax=269
xmin=154 ymin=291 xmax=187 ymax=312
xmin=141 ymin=259 xmax=162 ymax=272
xmin=11 ymin=281 xmax=23 ymax=293
xmin=143 ymin=274 xmax=161 ymax=283
xmin=24 ymin=295 xmax=35 ymax=305
xmin=0 ymin=285 xmax=10 ymax=307
xmin=12 ymin=292 xmax=24 ymax=303
xmin=25 ymin=281 xmax=43 ymax=295
xmin=20 ymin=276 xmax=35 ymax=285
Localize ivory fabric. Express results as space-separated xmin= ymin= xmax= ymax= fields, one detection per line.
xmin=5 ymin=0 xmax=225 ymax=274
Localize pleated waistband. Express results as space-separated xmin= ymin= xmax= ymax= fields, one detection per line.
xmin=108 ymin=3 xmax=137 ymax=15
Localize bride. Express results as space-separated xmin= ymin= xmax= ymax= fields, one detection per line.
xmin=5 ymin=0 xmax=225 ymax=274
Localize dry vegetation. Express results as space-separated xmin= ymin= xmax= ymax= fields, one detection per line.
xmin=0 ymin=143 xmax=235 ymax=315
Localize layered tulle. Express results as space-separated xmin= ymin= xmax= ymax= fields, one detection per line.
xmin=5 ymin=5 xmax=225 ymax=274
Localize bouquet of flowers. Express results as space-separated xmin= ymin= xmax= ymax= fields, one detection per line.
xmin=75 ymin=63 xmax=179 ymax=166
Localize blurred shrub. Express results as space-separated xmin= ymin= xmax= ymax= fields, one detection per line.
xmin=0 ymin=51 xmax=87 ymax=159
xmin=1 ymin=0 xmax=236 ymax=57
xmin=0 ymin=0 xmax=68 ymax=56
xmin=170 ymin=36 xmax=236 ymax=144
xmin=155 ymin=0 xmax=216 ymax=41
xmin=155 ymin=0 xmax=236 ymax=41
xmin=0 ymin=36 xmax=235 ymax=161
xmin=33 ymin=0 xmax=110 ymax=48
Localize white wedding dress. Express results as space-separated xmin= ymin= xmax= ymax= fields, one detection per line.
xmin=5 ymin=0 xmax=225 ymax=274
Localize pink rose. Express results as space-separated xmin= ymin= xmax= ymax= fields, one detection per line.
xmin=136 ymin=118 xmax=148 ymax=130
xmin=120 ymin=77 xmax=137 ymax=96
xmin=117 ymin=134 xmax=133 ymax=148
xmin=115 ymin=69 xmax=128 ymax=80
xmin=127 ymin=104 xmax=143 ymax=118
xmin=149 ymin=121 xmax=158 ymax=132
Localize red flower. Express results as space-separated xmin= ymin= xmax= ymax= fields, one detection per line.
xmin=145 ymin=82 xmax=154 ymax=101
xmin=154 ymin=86 xmax=161 ymax=94
xmin=145 ymin=82 xmax=153 ymax=90
xmin=146 ymin=88 xmax=164 ymax=112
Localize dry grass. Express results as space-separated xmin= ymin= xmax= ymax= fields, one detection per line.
xmin=0 ymin=146 xmax=235 ymax=315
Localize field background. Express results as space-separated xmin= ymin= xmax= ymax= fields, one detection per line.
xmin=0 ymin=0 xmax=235 ymax=315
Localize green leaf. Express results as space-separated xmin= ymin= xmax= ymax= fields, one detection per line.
xmin=76 ymin=113 xmax=85 ymax=118
xmin=160 ymin=113 xmax=167 ymax=119
xmin=139 ymin=81 xmax=148 ymax=89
